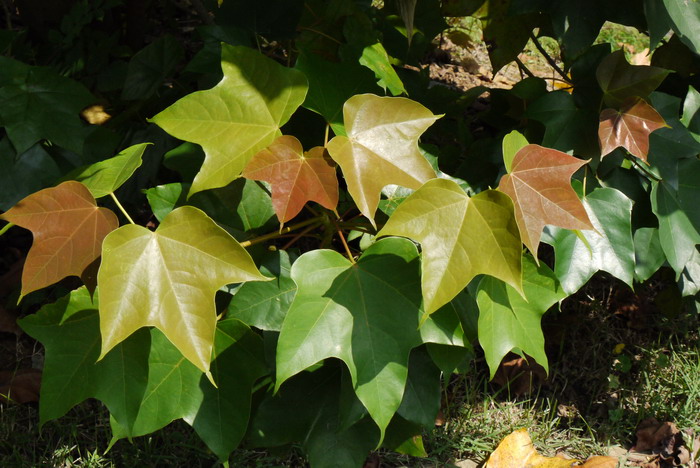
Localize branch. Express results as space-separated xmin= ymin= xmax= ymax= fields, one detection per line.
xmin=529 ymin=31 xmax=572 ymax=84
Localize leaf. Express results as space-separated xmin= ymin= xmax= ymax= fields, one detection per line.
xmin=498 ymin=144 xmax=594 ymax=257
xmin=396 ymin=347 xmax=441 ymax=429
xmin=0 ymin=181 xmax=118 ymax=298
xmin=326 ymin=94 xmax=439 ymax=227
xmin=228 ymin=249 xmax=296 ymax=331
xmin=542 ymin=187 xmax=635 ymax=294
xmin=662 ymin=0 xmax=700 ymax=55
xmin=242 ymin=135 xmax=339 ymax=224
xmin=150 ymin=45 xmax=308 ymax=196
xmin=476 ymin=254 xmax=566 ymax=378
xmin=0 ymin=56 xmax=95 ymax=154
xmin=502 ymin=130 xmax=528 ymax=173
xmin=121 ymin=35 xmax=184 ymax=101
xmin=599 ymin=97 xmax=668 ymax=162
xmin=395 ymin=0 xmax=418 ymax=44
xmin=0 ymin=137 xmax=61 ymax=211
xmin=359 ymin=42 xmax=407 ymax=96
xmin=485 ymin=429 xmax=578 ymax=467
xmin=0 ymin=368 xmax=41 ymax=404
xmin=276 ymin=237 xmax=462 ymax=440
xmin=596 ymin=50 xmax=670 ymax=108
xmin=67 ymin=143 xmax=151 ymax=198
xmin=681 ymin=86 xmax=700 ymax=143
xmin=634 ymin=227 xmax=666 ymax=282
xmin=377 ymin=178 xmax=522 ymax=316
xmin=97 ymin=206 xmax=269 ymax=377
xmin=482 ymin=5 xmax=538 ymax=74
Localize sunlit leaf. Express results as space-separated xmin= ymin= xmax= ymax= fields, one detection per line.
xmin=0 ymin=181 xmax=118 ymax=297
xmin=485 ymin=429 xmax=578 ymax=467
xmin=596 ymin=50 xmax=669 ymax=108
xmin=378 ymin=178 xmax=522 ymax=315
xmin=97 ymin=206 xmax=269 ymax=377
xmin=150 ymin=45 xmax=307 ymax=195
xmin=502 ymin=130 xmax=528 ymax=173
xmin=662 ymin=0 xmax=700 ymax=55
xmin=242 ymin=135 xmax=338 ymax=223
xmin=327 ymin=94 xmax=439 ymax=227
xmin=498 ymin=144 xmax=594 ymax=257
xmin=599 ymin=97 xmax=667 ymax=162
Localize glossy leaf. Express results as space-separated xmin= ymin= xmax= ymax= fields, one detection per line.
xmin=0 ymin=56 xmax=94 ymax=155
xmin=150 ymin=45 xmax=308 ymax=195
xmin=477 ymin=255 xmax=566 ymax=378
xmin=498 ymin=144 xmax=594 ymax=257
xmin=599 ymin=97 xmax=667 ymax=162
xmin=662 ymin=0 xmax=700 ymax=55
xmin=596 ymin=50 xmax=669 ymax=108
xmin=378 ymin=178 xmax=522 ymax=316
xmin=276 ymin=237 xmax=464 ymax=440
xmin=242 ymin=135 xmax=339 ymax=223
xmin=68 ymin=143 xmax=151 ymax=198
xmin=326 ymin=94 xmax=439 ymax=227
xmin=97 ymin=206 xmax=269 ymax=377
xmin=0 ymin=181 xmax=118 ymax=298
xmin=359 ymin=43 xmax=406 ymax=96
xmin=542 ymin=187 xmax=634 ymax=294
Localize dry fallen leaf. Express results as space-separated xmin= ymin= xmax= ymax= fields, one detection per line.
xmin=0 ymin=368 xmax=42 ymax=404
xmin=579 ymin=455 xmax=619 ymax=468
xmin=485 ymin=429 xmax=578 ymax=468
xmin=491 ymin=354 xmax=548 ymax=397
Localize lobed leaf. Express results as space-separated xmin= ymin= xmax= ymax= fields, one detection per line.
xmin=326 ymin=94 xmax=439 ymax=227
xmin=378 ymin=178 xmax=522 ymax=316
xmin=0 ymin=181 xmax=118 ymax=298
xmin=498 ymin=144 xmax=594 ymax=257
xmin=599 ymin=97 xmax=667 ymax=162
xmin=242 ymin=135 xmax=339 ymax=224
xmin=97 ymin=206 xmax=269 ymax=378
xmin=596 ymin=50 xmax=669 ymax=108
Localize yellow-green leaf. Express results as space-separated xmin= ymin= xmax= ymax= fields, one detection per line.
xmin=97 ymin=206 xmax=270 ymax=378
xmin=150 ymin=45 xmax=307 ymax=196
xmin=377 ymin=178 xmax=522 ymax=316
xmin=326 ymin=94 xmax=439 ymax=227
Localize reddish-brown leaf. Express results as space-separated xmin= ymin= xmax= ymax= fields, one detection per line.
xmin=498 ymin=145 xmax=594 ymax=256
xmin=0 ymin=181 xmax=119 ymax=297
xmin=0 ymin=368 xmax=41 ymax=404
xmin=599 ymin=97 xmax=667 ymax=163
xmin=242 ymin=135 xmax=339 ymax=223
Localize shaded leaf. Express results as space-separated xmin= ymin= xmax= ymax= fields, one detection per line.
xmin=482 ymin=5 xmax=538 ymax=74
xmin=0 ymin=181 xmax=118 ymax=298
xmin=634 ymin=227 xmax=666 ymax=282
xmin=477 ymin=254 xmax=566 ymax=378
xmin=662 ymin=0 xmax=700 ymax=55
xmin=543 ymin=187 xmax=635 ymax=294
xmin=150 ymin=45 xmax=308 ymax=195
xmin=485 ymin=429 xmax=577 ymax=467
xmin=0 ymin=137 xmax=61 ymax=211
xmin=97 ymin=206 xmax=269 ymax=377
xmin=596 ymin=50 xmax=670 ymax=108
xmin=327 ymin=94 xmax=438 ymax=227
xmin=395 ymin=0 xmax=418 ymax=44
xmin=121 ymin=35 xmax=184 ymax=101
xmin=498 ymin=144 xmax=594 ymax=257
xmin=397 ymin=347 xmax=441 ymax=429
xmin=276 ymin=237 xmax=465 ymax=440
xmin=681 ymin=85 xmax=700 ymax=143
xmin=599 ymin=97 xmax=667 ymax=162
xmin=242 ymin=135 xmax=338 ymax=223
xmin=378 ymin=179 xmax=522 ymax=315
xmin=67 ymin=143 xmax=151 ymax=198
xmin=0 ymin=368 xmax=41 ymax=404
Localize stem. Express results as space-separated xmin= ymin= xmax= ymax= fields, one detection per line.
xmin=298 ymin=27 xmax=342 ymax=45
xmin=0 ymin=222 xmax=14 ymax=237
xmin=514 ymin=57 xmax=536 ymax=79
xmin=324 ymin=124 xmax=330 ymax=146
xmin=334 ymin=220 xmax=355 ymax=264
xmin=110 ymin=192 xmax=135 ymax=224
xmin=281 ymin=223 xmax=318 ymax=250
xmin=529 ymin=31 xmax=572 ymax=84
xmin=240 ymin=216 xmax=324 ymax=248
xmin=629 ymin=156 xmax=662 ymax=182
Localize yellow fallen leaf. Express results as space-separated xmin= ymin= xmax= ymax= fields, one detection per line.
xmin=580 ymin=455 xmax=619 ymax=467
xmin=485 ymin=429 xmax=578 ymax=468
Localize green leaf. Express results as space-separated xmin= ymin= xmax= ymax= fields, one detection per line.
xmin=150 ymin=45 xmax=308 ymax=195
xmin=276 ymin=237 xmax=459 ymax=440
xmin=0 ymin=138 xmax=61 ymax=211
xmin=326 ymin=94 xmax=439 ymax=227
xmin=476 ymin=254 xmax=566 ymax=378
xmin=482 ymin=6 xmax=538 ymax=74
xmin=596 ymin=50 xmax=670 ymax=108
xmin=0 ymin=56 xmax=95 ymax=155
xmin=634 ymin=227 xmax=666 ymax=282
xmin=378 ymin=179 xmax=522 ymax=315
xmin=98 ymin=206 xmax=270 ymax=378
xmin=644 ymin=0 xmax=673 ymax=50
xmin=502 ymin=130 xmax=528 ymax=173
xmin=681 ymin=86 xmax=700 ymax=143
xmin=359 ymin=42 xmax=406 ymax=96
xmin=662 ymin=0 xmax=700 ymax=55
xmin=67 ymin=143 xmax=151 ymax=198
xmin=228 ymin=249 xmax=297 ymax=331
xmin=121 ymin=35 xmax=184 ymax=101
xmin=542 ymin=187 xmax=635 ymax=294
xmin=397 ymin=347 xmax=441 ymax=428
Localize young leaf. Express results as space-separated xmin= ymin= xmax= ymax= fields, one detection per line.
xmin=542 ymin=187 xmax=635 ymax=294
xmin=502 ymin=130 xmax=529 ymax=173
xmin=67 ymin=143 xmax=152 ymax=198
xmin=498 ymin=144 xmax=594 ymax=258
xmin=476 ymin=255 xmax=566 ymax=378
xmin=97 ymin=206 xmax=270 ymax=378
xmin=275 ymin=237 xmax=460 ymax=441
xmin=377 ymin=179 xmax=522 ymax=316
xmin=242 ymin=135 xmax=339 ymax=224
xmin=596 ymin=50 xmax=670 ymax=108
xmin=599 ymin=97 xmax=667 ymax=162
xmin=326 ymin=94 xmax=439 ymax=227
xmin=0 ymin=181 xmax=118 ymax=298
xmin=150 ymin=45 xmax=308 ymax=196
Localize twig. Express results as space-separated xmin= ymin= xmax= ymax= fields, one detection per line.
xmin=529 ymin=31 xmax=572 ymax=84
xmin=334 ymin=220 xmax=355 ymax=263
xmin=514 ymin=57 xmax=536 ymax=79
xmin=240 ymin=216 xmax=324 ymax=248
xmin=628 ymin=155 xmax=662 ymax=182
xmin=110 ymin=193 xmax=136 ymax=224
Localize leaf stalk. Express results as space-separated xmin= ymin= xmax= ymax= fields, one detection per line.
xmin=240 ymin=216 xmax=325 ymax=248
xmin=109 ymin=192 xmax=136 ymax=224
